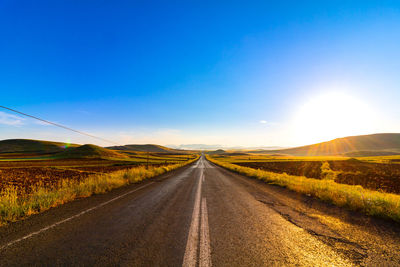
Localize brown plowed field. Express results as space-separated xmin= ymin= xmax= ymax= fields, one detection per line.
xmin=0 ymin=159 xmax=171 ymax=194
xmin=236 ymin=159 xmax=400 ymax=194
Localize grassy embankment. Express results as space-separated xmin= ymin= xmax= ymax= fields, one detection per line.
xmin=207 ymin=155 xmax=400 ymax=222
xmin=0 ymin=155 xmax=199 ymax=226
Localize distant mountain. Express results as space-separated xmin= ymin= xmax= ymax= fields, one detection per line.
xmin=168 ymin=144 xmax=288 ymax=150
xmin=207 ymin=149 xmax=226 ymax=155
xmin=0 ymin=139 xmax=78 ymax=154
xmin=168 ymin=144 xmax=223 ymax=150
xmin=242 ymin=146 xmax=288 ymax=152
xmin=108 ymin=144 xmax=189 ymax=154
xmin=57 ymin=144 xmax=129 ymax=159
xmin=271 ymin=133 xmax=400 ymax=156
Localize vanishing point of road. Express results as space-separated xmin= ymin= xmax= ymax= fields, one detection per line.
xmin=1 ymin=156 xmax=400 ymax=266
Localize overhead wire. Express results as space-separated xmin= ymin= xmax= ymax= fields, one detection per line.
xmin=0 ymin=105 xmax=121 ymax=146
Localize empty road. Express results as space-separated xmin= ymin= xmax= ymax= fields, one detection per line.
xmin=0 ymin=155 xmax=400 ymax=266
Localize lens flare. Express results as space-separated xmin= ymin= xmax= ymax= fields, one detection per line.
xmin=292 ymin=92 xmax=378 ymax=145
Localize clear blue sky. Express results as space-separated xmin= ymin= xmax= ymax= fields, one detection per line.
xmin=1 ymin=1 xmax=400 ymax=147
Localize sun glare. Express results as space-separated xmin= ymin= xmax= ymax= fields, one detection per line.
xmin=292 ymin=92 xmax=377 ymax=145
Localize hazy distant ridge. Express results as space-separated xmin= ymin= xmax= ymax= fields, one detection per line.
xmin=168 ymin=144 xmax=287 ymax=150
xmin=108 ymin=144 xmax=189 ymax=154
xmin=271 ymin=133 xmax=400 ymax=156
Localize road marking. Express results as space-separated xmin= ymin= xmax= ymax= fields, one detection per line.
xmin=183 ymin=157 xmax=212 ymax=267
xmin=0 ymin=182 xmax=155 ymax=251
xmin=192 ymin=158 xmax=202 ymax=169
xmin=182 ymin=169 xmax=203 ymax=267
xmin=200 ymin=197 xmax=211 ymax=267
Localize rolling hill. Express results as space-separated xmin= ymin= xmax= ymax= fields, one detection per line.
xmin=269 ymin=133 xmax=400 ymax=156
xmin=57 ymin=144 xmax=129 ymax=159
xmin=0 ymin=139 xmax=189 ymax=158
xmin=207 ymin=149 xmax=226 ymax=155
xmin=108 ymin=144 xmax=188 ymax=154
xmin=0 ymin=139 xmax=78 ymax=154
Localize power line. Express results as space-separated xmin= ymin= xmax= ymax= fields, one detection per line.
xmin=0 ymin=105 xmax=121 ymax=146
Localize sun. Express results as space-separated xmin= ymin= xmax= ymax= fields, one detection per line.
xmin=292 ymin=92 xmax=377 ymax=145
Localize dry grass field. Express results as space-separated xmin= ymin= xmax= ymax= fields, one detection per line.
xmin=0 ymin=147 xmax=198 ymax=225
xmin=212 ymin=154 xmax=400 ymax=193
xmin=233 ymin=159 xmax=400 ymax=194
xmin=208 ymin=154 xmax=400 ymax=222
xmin=0 ymin=153 xmax=195 ymax=195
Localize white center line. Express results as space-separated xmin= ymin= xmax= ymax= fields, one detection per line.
xmin=182 ymin=169 xmax=203 ymax=267
xmin=200 ymin=197 xmax=211 ymax=267
xmin=183 ymin=156 xmax=212 ymax=267
xmin=0 ymin=182 xmax=155 ymax=251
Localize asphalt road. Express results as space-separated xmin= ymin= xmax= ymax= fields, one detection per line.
xmin=1 ymin=155 xmax=400 ymax=266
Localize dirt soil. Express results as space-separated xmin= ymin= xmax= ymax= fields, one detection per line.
xmin=0 ymin=159 xmax=170 ymax=194
xmin=236 ymin=159 xmax=400 ymax=194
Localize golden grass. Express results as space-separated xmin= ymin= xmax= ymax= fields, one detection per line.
xmin=207 ymin=155 xmax=400 ymax=222
xmin=212 ymin=153 xmax=400 ymax=164
xmin=0 ymin=156 xmax=198 ymax=226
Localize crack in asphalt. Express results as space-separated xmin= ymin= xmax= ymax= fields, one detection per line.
xmin=255 ymin=196 xmax=368 ymax=264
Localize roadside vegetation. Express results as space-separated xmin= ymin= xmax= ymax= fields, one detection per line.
xmin=207 ymin=155 xmax=400 ymax=223
xmin=0 ymin=155 xmax=198 ymax=226
xmin=0 ymin=154 xmax=196 ymax=193
xmin=215 ymin=154 xmax=400 ymax=193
